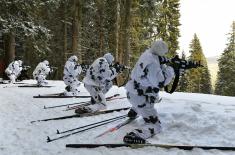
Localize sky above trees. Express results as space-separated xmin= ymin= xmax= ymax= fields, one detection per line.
xmin=179 ymin=0 xmax=235 ymax=57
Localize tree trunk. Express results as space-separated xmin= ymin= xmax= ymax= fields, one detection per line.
xmin=63 ymin=3 xmax=68 ymax=64
xmin=115 ymin=0 xmax=120 ymax=61
xmin=118 ymin=1 xmax=124 ymax=65
xmin=5 ymin=33 xmax=16 ymax=65
xmin=96 ymin=0 xmax=105 ymax=56
xmin=123 ymin=0 xmax=132 ymax=66
xmin=72 ymin=0 xmax=82 ymax=61
xmin=116 ymin=0 xmax=132 ymax=86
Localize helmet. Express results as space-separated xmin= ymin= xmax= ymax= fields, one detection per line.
xmin=43 ymin=60 xmax=49 ymax=66
xmin=150 ymin=40 xmax=168 ymax=56
xmin=103 ymin=53 xmax=114 ymax=64
xmin=69 ymin=55 xmax=78 ymax=62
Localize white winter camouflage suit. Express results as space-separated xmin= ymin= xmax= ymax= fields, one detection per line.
xmin=63 ymin=56 xmax=82 ymax=96
xmin=83 ymin=53 xmax=118 ymax=112
xmin=125 ymin=40 xmax=175 ymax=140
xmin=33 ymin=60 xmax=51 ymax=86
xmin=5 ymin=60 xmax=23 ymax=83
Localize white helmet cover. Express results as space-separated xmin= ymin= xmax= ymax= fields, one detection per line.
xmin=69 ymin=55 xmax=78 ymax=62
xmin=103 ymin=53 xmax=114 ymax=64
xmin=18 ymin=60 xmax=23 ymax=66
xmin=43 ymin=60 xmax=49 ymax=66
xmin=150 ymin=40 xmax=168 ymax=56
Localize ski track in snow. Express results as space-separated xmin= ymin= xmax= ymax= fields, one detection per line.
xmin=0 ymin=80 xmax=235 ymax=155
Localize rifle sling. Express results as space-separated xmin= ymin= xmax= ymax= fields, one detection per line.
xmin=164 ymin=71 xmax=180 ymax=94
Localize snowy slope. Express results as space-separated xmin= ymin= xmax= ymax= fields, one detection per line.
xmin=0 ymin=80 xmax=235 ymax=155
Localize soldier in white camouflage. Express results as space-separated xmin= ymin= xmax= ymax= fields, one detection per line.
xmin=123 ymin=40 xmax=175 ymax=144
xmin=63 ymin=55 xmax=82 ymax=96
xmin=78 ymin=53 xmax=124 ymax=113
xmin=5 ymin=60 xmax=23 ymax=83
xmin=33 ymin=60 xmax=51 ymax=86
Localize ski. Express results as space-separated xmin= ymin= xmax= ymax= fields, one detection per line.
xmin=2 ymin=83 xmax=30 ymax=88
xmin=33 ymin=94 xmax=90 ymax=98
xmin=35 ymin=91 xmax=83 ymax=97
xmin=47 ymin=115 xmax=127 ymax=143
xmin=18 ymin=84 xmax=53 ymax=88
xmin=66 ymin=143 xmax=235 ymax=151
xmin=39 ymin=92 xmax=65 ymax=96
xmin=56 ymin=114 xmax=127 ymax=134
xmin=31 ymin=107 xmax=130 ymax=123
xmin=95 ymin=117 xmax=137 ymax=138
xmin=68 ymin=96 xmax=126 ymax=111
xmin=1 ymin=82 xmax=27 ymax=85
xmin=43 ymin=94 xmax=120 ymax=109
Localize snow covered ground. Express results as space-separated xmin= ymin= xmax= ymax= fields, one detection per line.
xmin=0 ymin=80 xmax=235 ymax=155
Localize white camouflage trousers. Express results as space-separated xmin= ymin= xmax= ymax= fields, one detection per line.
xmin=35 ymin=74 xmax=48 ymax=86
xmin=63 ymin=75 xmax=80 ymax=96
xmin=84 ymin=81 xmax=112 ymax=111
xmin=127 ymin=91 xmax=162 ymax=139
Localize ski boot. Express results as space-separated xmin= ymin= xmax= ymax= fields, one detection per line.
xmin=127 ymin=109 xmax=138 ymax=119
xmin=75 ymin=106 xmax=93 ymax=114
xmin=75 ymin=100 xmax=106 ymax=114
xmin=123 ymin=132 xmax=146 ymax=144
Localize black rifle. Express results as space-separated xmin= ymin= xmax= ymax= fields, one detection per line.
xmin=80 ymin=63 xmax=90 ymax=73
xmin=111 ymin=62 xmax=131 ymax=87
xmin=22 ymin=66 xmax=31 ymax=70
xmin=112 ymin=62 xmax=130 ymax=73
xmin=50 ymin=66 xmax=58 ymax=72
xmin=17 ymin=66 xmax=31 ymax=81
xmin=169 ymin=55 xmax=203 ymax=75
xmin=163 ymin=55 xmax=203 ymax=93
xmin=48 ymin=66 xmax=58 ymax=79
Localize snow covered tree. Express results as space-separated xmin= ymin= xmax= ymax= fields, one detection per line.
xmin=0 ymin=0 xmax=181 ymax=80
xmin=129 ymin=0 xmax=180 ymax=64
xmin=0 ymin=0 xmax=60 ymax=64
xmin=157 ymin=0 xmax=181 ymax=57
xmin=215 ymin=21 xmax=235 ymax=96
xmin=186 ymin=34 xmax=212 ymax=94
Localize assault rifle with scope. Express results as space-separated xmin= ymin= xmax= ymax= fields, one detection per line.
xmin=159 ymin=55 xmax=203 ymax=93
xmin=169 ymin=55 xmax=203 ymax=75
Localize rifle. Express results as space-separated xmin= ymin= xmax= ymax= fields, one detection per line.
xmin=112 ymin=62 xmax=130 ymax=73
xmin=112 ymin=62 xmax=131 ymax=87
xmin=169 ymin=55 xmax=203 ymax=76
xmin=163 ymin=55 xmax=203 ymax=93
xmin=48 ymin=66 xmax=58 ymax=79
xmin=50 ymin=66 xmax=58 ymax=72
xmin=22 ymin=66 xmax=31 ymax=71
xmin=80 ymin=63 xmax=90 ymax=73
xmin=18 ymin=66 xmax=31 ymax=81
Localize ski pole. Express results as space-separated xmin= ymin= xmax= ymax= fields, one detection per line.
xmin=95 ymin=116 xmax=137 ymax=138
xmin=47 ymin=115 xmax=127 ymax=142
xmin=31 ymin=107 xmax=130 ymax=123
xmin=57 ymin=114 xmax=127 ymax=134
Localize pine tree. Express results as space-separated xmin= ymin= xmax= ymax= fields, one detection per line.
xmin=215 ymin=21 xmax=235 ymax=96
xmin=187 ymin=34 xmax=212 ymax=94
xmin=157 ymin=0 xmax=181 ymax=57
xmin=0 ymin=0 xmax=60 ymax=65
